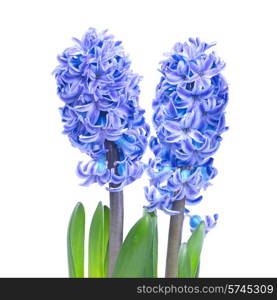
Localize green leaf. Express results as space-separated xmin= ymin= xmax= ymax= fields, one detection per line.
xmin=144 ymin=212 xmax=158 ymax=277
xmin=187 ymin=222 xmax=205 ymax=276
xmin=104 ymin=245 xmax=109 ymax=278
xmin=177 ymin=222 xmax=205 ymax=278
xmin=195 ymin=262 xmax=200 ymax=278
xmin=152 ymin=214 xmax=158 ymax=278
xmin=112 ymin=213 xmax=155 ymax=278
xmin=88 ymin=202 xmax=110 ymax=278
xmin=103 ymin=205 xmax=110 ymax=277
xmin=177 ymin=243 xmax=191 ymax=278
xmin=67 ymin=202 xmax=85 ymax=278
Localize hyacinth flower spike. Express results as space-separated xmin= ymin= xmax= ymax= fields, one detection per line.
xmin=145 ymin=38 xmax=228 ymax=277
xmin=54 ymin=28 xmax=149 ymax=276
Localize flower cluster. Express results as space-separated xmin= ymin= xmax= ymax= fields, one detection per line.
xmin=54 ymin=28 xmax=149 ymax=190
xmin=145 ymin=38 xmax=228 ymax=231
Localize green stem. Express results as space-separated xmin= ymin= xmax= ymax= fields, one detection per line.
xmin=105 ymin=140 xmax=124 ymax=277
xmin=165 ymin=198 xmax=185 ymax=278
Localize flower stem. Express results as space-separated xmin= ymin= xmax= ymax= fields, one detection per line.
xmin=105 ymin=140 xmax=124 ymax=277
xmin=165 ymin=198 xmax=185 ymax=278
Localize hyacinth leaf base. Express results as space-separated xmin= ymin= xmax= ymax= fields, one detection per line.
xmin=144 ymin=212 xmax=158 ymax=278
xmin=67 ymin=203 xmax=85 ymax=278
xmin=178 ymin=222 xmax=205 ymax=278
xmin=67 ymin=203 xmax=206 ymax=278
xmin=88 ymin=202 xmax=110 ymax=278
xmin=112 ymin=212 xmax=157 ymax=278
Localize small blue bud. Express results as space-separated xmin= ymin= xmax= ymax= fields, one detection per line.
xmin=190 ymin=215 xmax=202 ymax=228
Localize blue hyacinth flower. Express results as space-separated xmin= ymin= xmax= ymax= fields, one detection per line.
xmin=145 ymin=38 xmax=228 ymax=232
xmin=54 ymin=28 xmax=150 ymax=190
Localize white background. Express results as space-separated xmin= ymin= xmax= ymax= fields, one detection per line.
xmin=0 ymin=0 xmax=276 ymax=277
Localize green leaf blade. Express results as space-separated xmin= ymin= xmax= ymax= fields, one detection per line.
xmin=88 ymin=201 xmax=109 ymax=278
xmin=187 ymin=222 xmax=205 ymax=277
xmin=177 ymin=243 xmax=191 ymax=278
xmin=67 ymin=202 xmax=85 ymax=278
xmin=152 ymin=214 xmax=158 ymax=278
xmin=112 ymin=213 xmax=155 ymax=278
xmin=103 ymin=205 xmax=110 ymax=277
xmin=177 ymin=222 xmax=205 ymax=278
xmin=144 ymin=212 xmax=158 ymax=278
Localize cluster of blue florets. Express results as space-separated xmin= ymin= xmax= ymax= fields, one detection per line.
xmin=54 ymin=28 xmax=149 ymax=190
xmin=145 ymin=38 xmax=228 ymax=231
